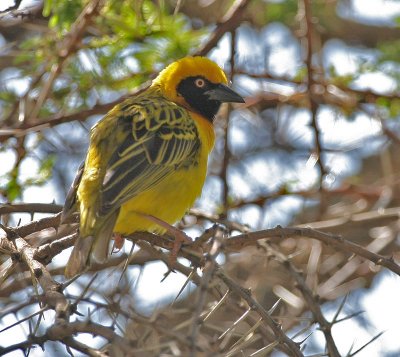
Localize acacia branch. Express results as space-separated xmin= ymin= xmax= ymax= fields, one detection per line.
xmin=0 ymin=203 xmax=63 ymax=215
xmin=0 ymin=224 xmax=70 ymax=320
xmin=0 ymin=85 xmax=150 ymax=143
xmin=0 ymin=320 xmax=131 ymax=355
xmin=302 ymin=0 xmax=326 ymax=189
xmin=194 ymin=0 xmax=252 ymax=56
xmin=189 ymin=235 xmax=222 ymax=356
xmin=14 ymin=212 xmax=62 ymax=238
xmin=216 ymin=268 xmax=304 ymax=357
xmin=0 ymin=0 xmax=23 ymax=13
xmin=3 ymin=205 xmax=399 ymax=277
xmin=268 ymin=244 xmax=340 ymax=357
xmin=225 ymin=226 xmax=400 ymax=276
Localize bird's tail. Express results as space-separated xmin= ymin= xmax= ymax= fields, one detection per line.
xmin=91 ymin=211 xmax=119 ymax=263
xmin=64 ymin=235 xmax=94 ymax=278
xmin=64 ymin=210 xmax=119 ymax=278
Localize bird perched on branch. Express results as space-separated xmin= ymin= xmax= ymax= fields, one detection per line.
xmin=62 ymin=56 xmax=244 ymax=278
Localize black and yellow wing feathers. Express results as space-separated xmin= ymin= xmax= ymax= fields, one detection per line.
xmin=99 ymin=94 xmax=201 ymax=216
xmin=63 ymin=90 xmax=202 ymax=230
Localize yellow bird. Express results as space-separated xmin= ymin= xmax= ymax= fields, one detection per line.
xmin=62 ymin=56 xmax=244 ymax=278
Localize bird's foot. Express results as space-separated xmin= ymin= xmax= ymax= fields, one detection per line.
xmin=138 ymin=213 xmax=192 ymax=269
xmin=112 ymin=233 xmax=125 ymax=253
xmin=168 ymin=229 xmax=192 ymax=269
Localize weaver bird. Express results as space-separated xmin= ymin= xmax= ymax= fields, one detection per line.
xmin=62 ymin=56 xmax=244 ymax=278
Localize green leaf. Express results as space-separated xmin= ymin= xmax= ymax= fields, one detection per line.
xmin=5 ymin=176 xmax=22 ymax=201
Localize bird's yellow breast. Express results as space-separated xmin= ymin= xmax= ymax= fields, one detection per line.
xmin=113 ymin=111 xmax=214 ymax=234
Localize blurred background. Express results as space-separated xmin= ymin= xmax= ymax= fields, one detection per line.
xmin=1 ymin=0 xmax=400 ymax=356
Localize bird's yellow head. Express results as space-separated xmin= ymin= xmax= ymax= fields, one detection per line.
xmin=152 ymin=56 xmax=244 ymax=121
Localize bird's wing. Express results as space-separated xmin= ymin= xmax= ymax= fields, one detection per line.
xmin=60 ymin=161 xmax=84 ymax=224
xmin=99 ymin=98 xmax=201 ymax=216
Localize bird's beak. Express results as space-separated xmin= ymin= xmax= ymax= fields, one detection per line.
xmin=205 ymin=83 xmax=245 ymax=103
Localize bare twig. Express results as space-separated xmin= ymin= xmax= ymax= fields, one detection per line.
xmin=0 ymin=203 xmax=63 ymax=216
xmin=216 ymin=268 xmax=304 ymax=357
xmin=0 ymin=224 xmax=70 ymax=320
xmin=268 ymin=243 xmax=340 ymax=357
xmin=0 ymin=320 xmax=132 ymax=355
xmin=0 ymin=0 xmax=22 ymax=13
xmin=301 ymin=0 xmax=326 ymax=188
xmin=189 ymin=234 xmax=222 ymax=356
xmin=194 ymin=0 xmax=252 ymax=56
xmin=225 ymin=226 xmax=400 ymax=276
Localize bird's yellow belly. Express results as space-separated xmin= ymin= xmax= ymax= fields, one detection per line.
xmin=113 ymin=162 xmax=206 ymax=235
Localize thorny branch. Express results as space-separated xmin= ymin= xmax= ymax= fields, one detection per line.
xmin=193 ymin=0 xmax=253 ymax=57
xmin=0 ymin=225 xmax=69 ymax=312
xmin=216 ymin=269 xmax=304 ymax=357
xmin=0 ymin=0 xmax=23 ymax=14
xmin=0 ymin=320 xmax=132 ymax=356
xmin=268 ymin=244 xmax=340 ymax=357
xmin=189 ymin=233 xmax=222 ymax=356
xmin=220 ymin=29 xmax=237 ymax=215
xmin=0 ymin=202 xmax=397 ymax=354
xmin=301 ymin=0 xmax=327 ymax=194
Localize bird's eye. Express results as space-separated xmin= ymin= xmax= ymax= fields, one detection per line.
xmin=194 ymin=78 xmax=206 ymax=88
